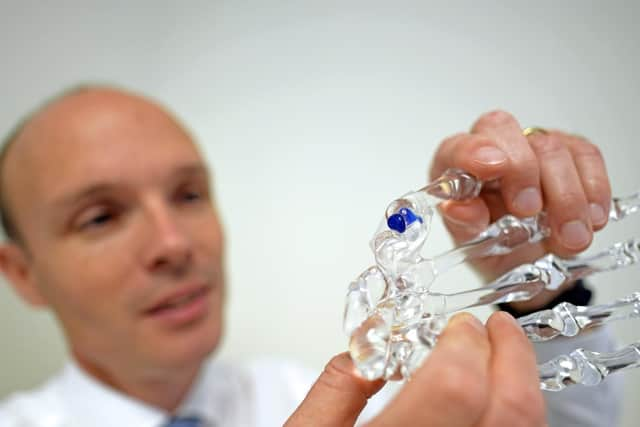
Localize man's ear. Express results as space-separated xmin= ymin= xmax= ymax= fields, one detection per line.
xmin=0 ymin=243 xmax=47 ymax=307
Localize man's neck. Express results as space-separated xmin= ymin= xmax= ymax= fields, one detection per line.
xmin=72 ymin=350 xmax=202 ymax=413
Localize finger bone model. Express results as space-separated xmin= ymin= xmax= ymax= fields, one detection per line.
xmin=344 ymin=168 xmax=640 ymax=389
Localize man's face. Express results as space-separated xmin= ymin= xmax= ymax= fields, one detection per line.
xmin=4 ymin=91 xmax=225 ymax=379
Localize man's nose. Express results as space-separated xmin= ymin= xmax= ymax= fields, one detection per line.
xmin=143 ymin=202 xmax=193 ymax=275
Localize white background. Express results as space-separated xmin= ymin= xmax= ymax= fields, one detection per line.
xmin=0 ymin=1 xmax=639 ymax=424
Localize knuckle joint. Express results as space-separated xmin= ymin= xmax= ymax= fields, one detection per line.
xmin=528 ymin=134 xmax=565 ymax=156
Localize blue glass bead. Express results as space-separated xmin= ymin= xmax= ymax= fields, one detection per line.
xmin=387 ymin=213 xmax=406 ymax=233
xmin=398 ymin=207 xmax=423 ymax=226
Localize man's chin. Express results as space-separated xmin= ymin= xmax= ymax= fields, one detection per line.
xmin=153 ymin=322 xmax=222 ymax=369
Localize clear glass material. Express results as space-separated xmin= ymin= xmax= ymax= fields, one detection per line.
xmin=519 ymin=292 xmax=640 ymax=342
xmin=344 ymin=168 xmax=640 ymax=390
xmin=539 ymin=343 xmax=640 ymax=391
xmin=609 ymin=192 xmax=640 ymax=221
xmin=384 ymin=168 xmax=482 ymax=221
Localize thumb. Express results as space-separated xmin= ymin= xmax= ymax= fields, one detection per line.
xmin=285 ymin=352 xmax=386 ymax=427
xmin=440 ymin=198 xmax=490 ymax=244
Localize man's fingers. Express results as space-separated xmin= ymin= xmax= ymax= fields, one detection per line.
xmin=527 ymin=131 xmax=593 ymax=255
xmin=430 ymin=133 xmax=510 ymax=182
xmin=476 ymin=312 xmax=546 ymax=427
xmin=370 ymin=313 xmax=490 ymax=427
xmin=562 ymin=132 xmax=612 ymax=230
xmin=440 ymin=198 xmax=491 ymax=244
xmin=471 ymin=111 xmax=543 ymax=217
xmin=285 ymin=352 xmax=385 ymax=427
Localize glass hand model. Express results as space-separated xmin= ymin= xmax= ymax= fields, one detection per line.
xmin=344 ymin=168 xmax=640 ymax=389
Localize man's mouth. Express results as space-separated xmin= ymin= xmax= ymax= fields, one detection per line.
xmin=144 ymin=285 xmax=211 ymax=325
xmin=149 ymin=287 xmax=208 ymax=312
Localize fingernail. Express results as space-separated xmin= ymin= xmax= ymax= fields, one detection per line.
xmin=589 ymin=203 xmax=607 ymax=226
xmin=447 ymin=312 xmax=484 ymax=333
xmin=560 ymin=220 xmax=591 ymax=249
xmin=472 ymin=146 xmax=508 ymax=166
xmin=442 ymin=211 xmax=469 ymax=227
xmin=497 ymin=311 xmax=519 ymax=327
xmin=513 ymin=187 xmax=543 ymax=214
xmin=442 ymin=212 xmax=487 ymax=239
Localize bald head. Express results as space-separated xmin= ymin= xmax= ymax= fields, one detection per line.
xmin=0 ymin=85 xmax=195 ymax=245
xmin=0 ymin=86 xmax=92 ymax=241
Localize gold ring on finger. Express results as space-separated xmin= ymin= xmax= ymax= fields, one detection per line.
xmin=522 ymin=127 xmax=549 ymax=137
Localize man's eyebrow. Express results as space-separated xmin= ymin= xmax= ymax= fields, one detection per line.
xmin=52 ymin=163 xmax=211 ymax=208
xmin=52 ymin=183 xmax=121 ymax=208
xmin=174 ymin=163 xmax=210 ymax=178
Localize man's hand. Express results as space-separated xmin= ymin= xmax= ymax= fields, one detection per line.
xmin=286 ymin=312 xmax=546 ymax=427
xmin=430 ymin=111 xmax=611 ymax=311
xmin=284 ymin=351 xmax=385 ymax=427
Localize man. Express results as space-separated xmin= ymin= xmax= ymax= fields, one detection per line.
xmin=0 ymin=86 xmax=619 ymax=426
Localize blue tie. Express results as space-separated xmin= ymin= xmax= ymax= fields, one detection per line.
xmin=164 ymin=416 xmax=204 ymax=427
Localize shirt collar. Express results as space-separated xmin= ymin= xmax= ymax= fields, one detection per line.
xmin=60 ymin=361 xmax=166 ymax=427
xmin=177 ymin=359 xmax=253 ymax=426
xmin=60 ymin=358 xmax=252 ymax=427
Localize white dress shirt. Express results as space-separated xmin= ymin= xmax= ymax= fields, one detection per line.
xmin=0 ymin=327 xmax=622 ymax=427
xmin=0 ymin=357 xmax=319 ymax=427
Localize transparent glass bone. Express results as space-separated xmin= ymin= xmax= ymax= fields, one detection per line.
xmin=371 ymin=169 xmax=636 ymax=294
xmin=425 ymin=237 xmax=640 ymax=312
xmin=609 ymin=191 xmax=640 ymax=221
xmin=518 ymin=292 xmax=640 ymax=342
xmin=384 ymin=168 xmax=483 ymax=223
xmin=344 ymin=168 xmax=640 ymax=389
xmin=538 ymin=343 xmax=640 ymax=391
xmin=346 ymin=241 xmax=640 ymax=381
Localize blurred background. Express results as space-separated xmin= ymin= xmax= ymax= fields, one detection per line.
xmin=0 ymin=1 xmax=638 ymax=425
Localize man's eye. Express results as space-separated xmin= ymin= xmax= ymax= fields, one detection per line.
xmin=78 ymin=210 xmax=115 ymax=230
xmin=178 ymin=188 xmax=205 ymax=203
xmin=183 ymin=191 xmax=201 ymax=201
xmin=88 ymin=213 xmax=112 ymax=226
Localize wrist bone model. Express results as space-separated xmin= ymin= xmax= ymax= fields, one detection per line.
xmin=343 ymin=168 xmax=640 ymax=389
